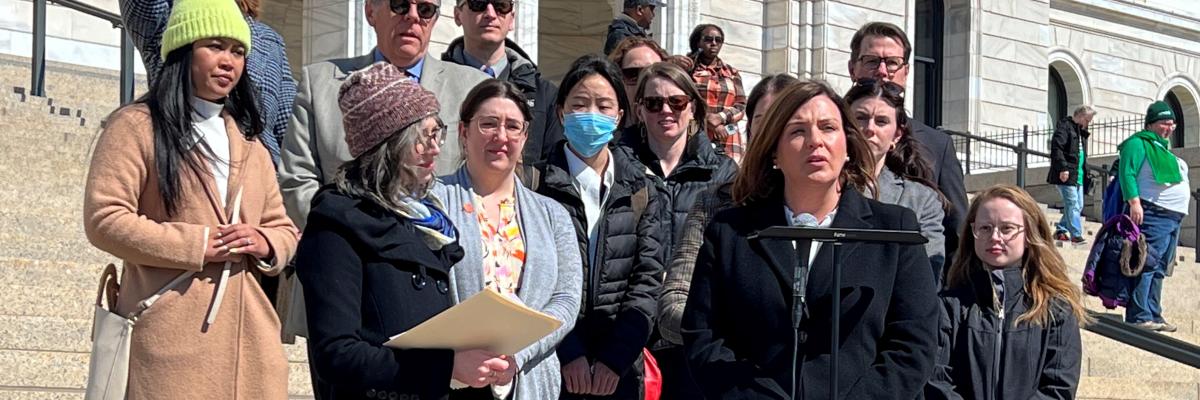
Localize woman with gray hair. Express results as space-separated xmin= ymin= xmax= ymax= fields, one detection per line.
xmin=296 ymin=62 xmax=514 ymax=400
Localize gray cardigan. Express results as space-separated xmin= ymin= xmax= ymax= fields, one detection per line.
xmin=874 ymin=168 xmax=947 ymax=276
xmin=432 ymin=167 xmax=583 ymax=400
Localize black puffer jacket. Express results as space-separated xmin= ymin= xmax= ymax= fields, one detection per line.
xmin=619 ymin=128 xmax=737 ymax=254
xmin=925 ymin=266 xmax=1083 ymax=400
xmin=534 ymin=143 xmax=666 ymax=399
xmin=441 ymin=38 xmax=563 ymax=166
xmin=1046 ymin=115 xmax=1090 ymax=186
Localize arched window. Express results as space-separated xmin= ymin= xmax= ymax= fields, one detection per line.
xmin=1048 ymin=67 xmax=1067 ymax=123
xmin=914 ymin=0 xmax=943 ymax=127
xmin=1166 ymin=91 xmax=1186 ymax=148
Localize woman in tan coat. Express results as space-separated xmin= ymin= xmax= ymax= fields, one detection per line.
xmin=82 ymin=0 xmax=298 ymax=397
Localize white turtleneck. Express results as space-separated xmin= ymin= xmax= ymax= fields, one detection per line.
xmin=191 ymin=97 xmax=232 ymax=206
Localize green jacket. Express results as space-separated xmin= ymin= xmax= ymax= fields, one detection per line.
xmin=1117 ymin=130 xmax=1182 ymax=201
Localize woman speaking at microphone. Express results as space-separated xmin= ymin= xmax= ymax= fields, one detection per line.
xmin=681 ymin=80 xmax=940 ymax=399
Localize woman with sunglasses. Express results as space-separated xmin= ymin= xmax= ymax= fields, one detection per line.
xmin=683 ymin=81 xmax=939 ymax=399
xmin=844 ymin=79 xmax=947 ymax=279
xmin=298 ymin=63 xmax=507 ymax=400
xmin=531 ymin=54 xmax=666 ymax=400
xmin=432 ymin=79 xmax=583 ymax=400
xmin=608 ymin=37 xmax=669 ymax=129
xmin=925 ymin=185 xmax=1088 ymax=399
xmin=687 ymin=24 xmax=747 ymax=164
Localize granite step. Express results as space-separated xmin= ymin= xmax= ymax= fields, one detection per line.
xmin=1076 ymin=377 xmax=1199 ymax=400
xmin=0 ymin=349 xmax=312 ymax=397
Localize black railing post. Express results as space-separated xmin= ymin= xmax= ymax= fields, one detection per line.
xmin=31 ymin=0 xmax=47 ymax=97
xmin=119 ymin=30 xmax=135 ymax=105
xmin=1017 ymin=141 xmax=1027 ymax=188
xmin=1193 ymin=189 xmax=1200 ymax=262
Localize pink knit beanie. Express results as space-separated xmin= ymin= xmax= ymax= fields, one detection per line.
xmin=339 ymin=62 xmax=441 ymax=158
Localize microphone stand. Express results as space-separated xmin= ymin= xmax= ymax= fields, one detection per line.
xmin=750 ymin=226 xmax=926 ymax=400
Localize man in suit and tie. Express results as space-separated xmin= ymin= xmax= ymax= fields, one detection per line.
xmin=278 ymin=1 xmax=487 ymax=396
xmin=847 ymin=22 xmax=969 ymax=283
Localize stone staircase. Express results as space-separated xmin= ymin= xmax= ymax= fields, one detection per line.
xmin=2 ymin=59 xmax=1199 ymax=400
xmin=1041 ymin=204 xmax=1200 ymax=399
xmin=0 ymin=77 xmax=314 ymax=399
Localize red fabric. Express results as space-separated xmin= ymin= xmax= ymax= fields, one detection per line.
xmin=643 ymin=348 xmax=662 ymax=400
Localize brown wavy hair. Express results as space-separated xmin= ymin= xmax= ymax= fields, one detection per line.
xmin=946 ymin=185 xmax=1092 ymax=327
xmin=608 ymin=37 xmax=669 ymax=67
xmin=732 ymin=80 xmax=876 ymax=204
xmin=634 ymin=62 xmax=706 ymax=134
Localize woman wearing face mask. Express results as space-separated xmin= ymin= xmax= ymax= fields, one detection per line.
xmin=531 ymin=54 xmax=666 ymax=400
xmin=683 ymin=81 xmax=939 ymax=399
xmin=844 ymin=79 xmax=947 ymax=280
xmin=82 ymin=0 xmax=299 ymax=397
xmin=925 ymin=185 xmax=1088 ymax=399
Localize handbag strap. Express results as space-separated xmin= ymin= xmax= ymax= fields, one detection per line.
xmin=135 ymin=271 xmax=195 ymax=317
xmin=94 ymin=263 xmax=120 ymax=309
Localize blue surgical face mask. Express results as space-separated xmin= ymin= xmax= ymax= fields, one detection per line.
xmin=562 ymin=112 xmax=618 ymax=158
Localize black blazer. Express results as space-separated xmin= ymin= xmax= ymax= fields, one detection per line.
xmin=682 ymin=189 xmax=940 ymax=399
xmin=297 ymin=188 xmax=465 ymax=400
xmin=910 ymin=119 xmax=968 ymax=282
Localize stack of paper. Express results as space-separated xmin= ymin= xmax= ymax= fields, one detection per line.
xmin=384 ymin=290 xmax=562 ymax=355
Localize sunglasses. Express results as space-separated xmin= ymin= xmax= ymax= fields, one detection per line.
xmin=701 ymin=35 xmax=723 ymax=44
xmin=389 ymin=0 xmax=440 ymax=20
xmin=640 ymin=95 xmax=691 ymax=113
xmin=621 ymin=67 xmax=644 ymax=84
xmin=462 ymin=0 xmax=513 ymax=14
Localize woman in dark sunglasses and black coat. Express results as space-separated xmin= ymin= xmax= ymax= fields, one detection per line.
xmin=616 ymin=61 xmax=736 ymax=400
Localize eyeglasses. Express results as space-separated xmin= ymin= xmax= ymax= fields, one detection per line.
xmin=970 ymin=223 xmax=1025 ymax=241
xmin=390 ymin=0 xmax=440 ymax=20
xmin=470 ymin=116 xmax=527 ymax=138
xmin=701 ymin=35 xmax=723 ymax=44
xmin=856 ymin=55 xmax=908 ymax=73
xmin=640 ymin=95 xmax=691 ymax=113
xmin=621 ymin=67 xmax=644 ymax=85
xmin=415 ymin=121 xmax=448 ymax=152
xmin=852 ymin=78 xmax=906 ymax=102
xmin=461 ymin=0 xmax=513 ymax=14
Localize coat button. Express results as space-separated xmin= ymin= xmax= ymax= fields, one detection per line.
xmin=365 ymin=389 xmax=376 ymax=398
xmin=412 ymin=274 xmax=428 ymax=290
xmin=389 ymin=392 xmax=400 ymax=400
xmin=436 ymin=279 xmax=449 ymax=294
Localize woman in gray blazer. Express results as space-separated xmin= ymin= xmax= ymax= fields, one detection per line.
xmin=432 ymin=79 xmax=583 ymax=400
xmin=846 ymin=79 xmax=948 ymax=282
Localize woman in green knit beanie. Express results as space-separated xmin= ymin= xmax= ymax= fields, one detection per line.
xmin=1116 ymin=100 xmax=1189 ymax=332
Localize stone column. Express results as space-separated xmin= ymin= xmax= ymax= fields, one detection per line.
xmin=515 ymin=0 xmax=539 ymax=62
xmin=303 ymin=0 xmax=367 ymax=65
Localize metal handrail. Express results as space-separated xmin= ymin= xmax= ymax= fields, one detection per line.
xmin=1086 ymin=312 xmax=1200 ymax=368
xmin=30 ymin=0 xmax=134 ymax=104
xmin=47 ymin=0 xmax=122 ymax=27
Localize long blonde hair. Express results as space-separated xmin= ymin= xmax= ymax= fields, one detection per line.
xmin=946 ymin=185 xmax=1092 ymax=327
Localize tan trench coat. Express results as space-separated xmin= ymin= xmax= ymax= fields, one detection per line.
xmin=83 ymin=104 xmax=299 ymax=399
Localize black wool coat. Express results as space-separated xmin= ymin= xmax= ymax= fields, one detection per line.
xmin=297 ymin=188 xmax=464 ymax=400
xmin=683 ymin=188 xmax=940 ymax=399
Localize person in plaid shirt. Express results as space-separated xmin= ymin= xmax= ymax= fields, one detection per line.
xmin=687 ymin=24 xmax=747 ymax=164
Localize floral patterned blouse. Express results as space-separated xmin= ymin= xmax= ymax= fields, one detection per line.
xmin=472 ymin=193 xmax=526 ymax=295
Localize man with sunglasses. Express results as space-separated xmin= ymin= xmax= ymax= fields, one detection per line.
xmin=278 ymin=1 xmax=486 ymax=397
xmin=604 ymin=0 xmax=667 ymax=55
xmin=443 ymin=0 xmax=564 ymax=166
xmin=847 ymin=21 xmax=968 ymax=284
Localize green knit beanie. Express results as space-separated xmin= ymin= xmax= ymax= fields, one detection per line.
xmin=1145 ymin=100 xmax=1175 ymax=126
xmin=159 ymin=0 xmax=252 ymax=59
